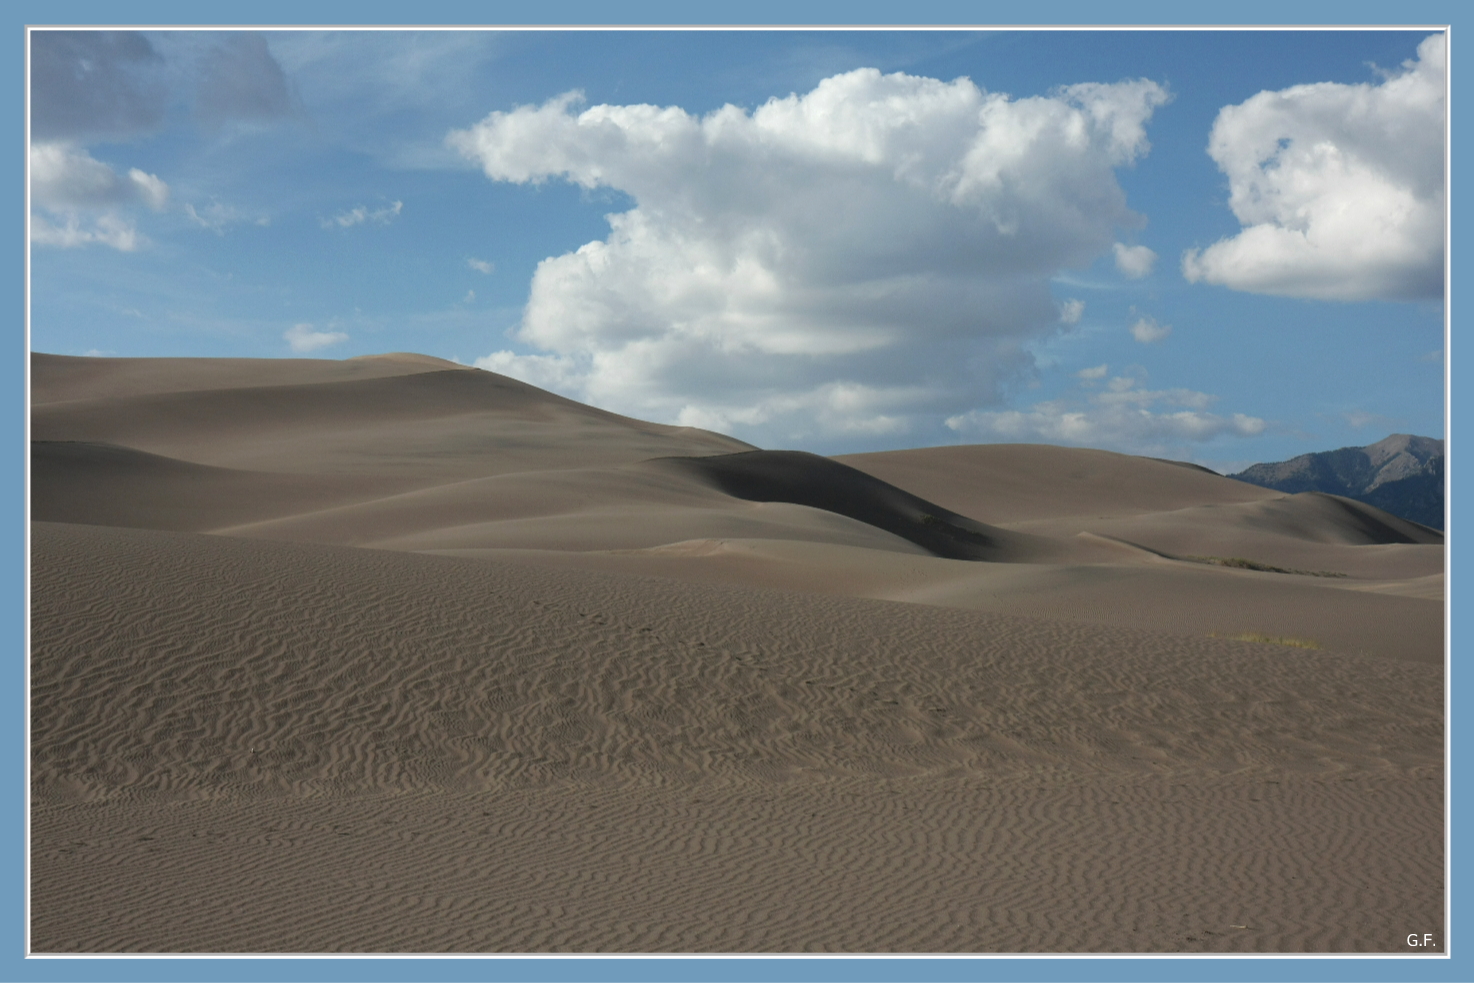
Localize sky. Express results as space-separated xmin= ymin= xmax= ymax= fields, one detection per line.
xmin=27 ymin=28 xmax=1447 ymax=472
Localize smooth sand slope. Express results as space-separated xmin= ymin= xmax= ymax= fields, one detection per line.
xmin=30 ymin=353 xmax=1445 ymax=953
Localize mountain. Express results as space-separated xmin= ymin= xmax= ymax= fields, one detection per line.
xmin=1231 ymin=434 xmax=1444 ymax=530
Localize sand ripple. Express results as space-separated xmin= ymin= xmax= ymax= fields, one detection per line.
xmin=33 ymin=523 xmax=1441 ymax=802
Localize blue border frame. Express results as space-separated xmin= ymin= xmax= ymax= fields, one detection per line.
xmin=12 ymin=2 xmax=1462 ymax=980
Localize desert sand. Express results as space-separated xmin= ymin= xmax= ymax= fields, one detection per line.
xmin=30 ymin=352 xmax=1444 ymax=953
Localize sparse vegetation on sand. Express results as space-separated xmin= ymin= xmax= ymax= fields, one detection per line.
xmin=1186 ymin=555 xmax=1347 ymax=578
xmin=1210 ymin=631 xmax=1324 ymax=650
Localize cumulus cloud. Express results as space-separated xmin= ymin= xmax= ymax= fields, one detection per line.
xmin=945 ymin=369 xmax=1266 ymax=454
xmin=474 ymin=349 xmax=583 ymax=393
xmin=1112 ymin=242 xmax=1156 ymax=278
xmin=1182 ymin=33 xmax=1445 ymax=301
xmin=450 ymin=68 xmax=1169 ymax=444
xmin=284 ymin=322 xmax=348 ymax=352
xmin=128 ymin=170 xmax=169 ymax=211
xmin=1076 ymin=363 xmax=1108 ymax=380
xmin=29 ymin=142 xmax=169 ymax=251
xmin=322 ymin=200 xmax=403 ymax=229
xmin=467 ymin=257 xmax=495 ymax=274
xmin=1129 ymin=315 xmax=1171 ymax=344
xmin=29 ymin=143 xmax=168 ymax=211
xmin=1059 ymin=298 xmax=1085 ymax=325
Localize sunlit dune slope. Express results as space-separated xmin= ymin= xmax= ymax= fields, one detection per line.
xmin=31 ymin=351 xmax=470 ymax=405
xmin=32 ymin=355 xmax=752 ymax=478
xmin=30 ymin=351 xmax=1444 ymax=664
xmin=835 ymin=443 xmax=1279 ymax=523
xmin=213 ymin=462 xmax=936 ymax=556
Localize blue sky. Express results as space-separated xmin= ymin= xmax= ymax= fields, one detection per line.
xmin=28 ymin=28 xmax=1446 ymax=472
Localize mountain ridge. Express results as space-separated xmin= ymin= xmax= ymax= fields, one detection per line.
xmin=1230 ymin=434 xmax=1444 ymax=530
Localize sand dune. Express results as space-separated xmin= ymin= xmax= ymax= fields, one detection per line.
xmin=36 ymin=522 xmax=1441 ymax=796
xmin=213 ymin=461 xmax=935 ymax=556
xmin=30 ymin=351 xmax=470 ymax=405
xmin=438 ymin=537 xmax=1440 ymax=665
xmin=835 ymin=443 xmax=1280 ymax=523
xmin=1014 ymin=490 xmax=1441 ymax=554
xmin=651 ymin=450 xmax=1057 ymax=561
xmin=33 ymin=359 xmax=752 ymax=478
xmin=29 ymin=353 xmax=1444 ymax=953
xmin=31 ymin=440 xmax=417 ymax=532
xmin=31 ymin=522 xmax=1442 ymax=953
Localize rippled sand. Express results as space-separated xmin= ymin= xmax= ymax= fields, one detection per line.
xmin=30 ymin=353 xmax=1444 ymax=952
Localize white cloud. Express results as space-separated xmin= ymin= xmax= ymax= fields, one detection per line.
xmin=128 ymin=169 xmax=169 ymax=210
xmin=29 ymin=142 xmax=169 ymax=251
xmin=1076 ymin=363 xmax=1108 ymax=380
xmin=184 ymin=199 xmax=268 ymax=234
xmin=1129 ymin=315 xmax=1172 ymax=343
xmin=1182 ymin=33 xmax=1444 ymax=301
xmin=945 ymin=371 xmax=1266 ymax=454
xmin=474 ymin=349 xmax=583 ymax=393
xmin=1059 ymin=298 xmax=1085 ymax=325
xmin=31 ymin=212 xmax=142 ymax=251
xmin=322 ymin=200 xmax=403 ymax=229
xmin=1112 ymin=242 xmax=1156 ymax=278
xmin=450 ymin=68 xmax=1168 ymax=445
xmin=30 ymin=143 xmax=169 ymax=212
xmin=462 ymin=289 xmax=476 ymax=304
xmin=284 ymin=322 xmax=348 ymax=352
xmin=467 ymin=257 xmax=495 ymax=274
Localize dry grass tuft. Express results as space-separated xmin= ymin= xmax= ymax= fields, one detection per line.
xmin=1210 ymin=631 xmax=1324 ymax=650
xmin=1186 ymin=556 xmax=1347 ymax=578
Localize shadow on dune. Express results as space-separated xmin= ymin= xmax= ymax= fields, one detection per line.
xmin=648 ymin=450 xmax=1048 ymax=562
xmin=30 ymin=440 xmax=401 ymax=532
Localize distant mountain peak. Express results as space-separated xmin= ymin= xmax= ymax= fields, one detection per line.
xmin=1361 ymin=434 xmax=1443 ymax=483
xmin=1230 ymin=435 xmax=1444 ymax=530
